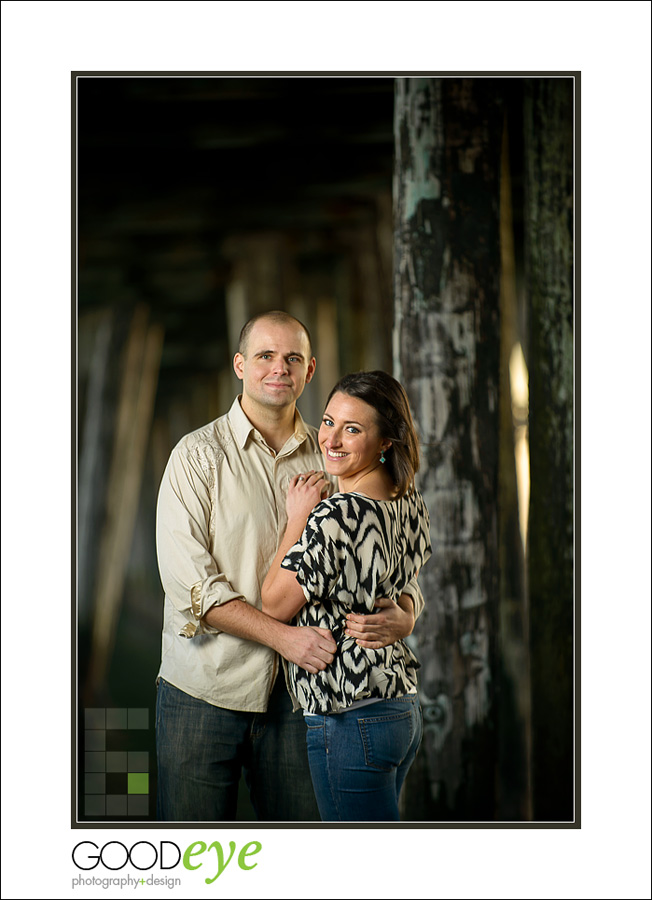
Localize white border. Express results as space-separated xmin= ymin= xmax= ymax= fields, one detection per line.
xmin=2 ymin=2 xmax=651 ymax=899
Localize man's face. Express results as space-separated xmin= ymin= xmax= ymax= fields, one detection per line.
xmin=233 ymin=319 xmax=316 ymax=412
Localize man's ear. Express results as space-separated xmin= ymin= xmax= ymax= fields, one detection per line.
xmin=233 ymin=352 xmax=244 ymax=381
xmin=305 ymin=357 xmax=316 ymax=383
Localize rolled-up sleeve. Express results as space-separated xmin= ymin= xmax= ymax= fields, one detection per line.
xmin=156 ymin=441 xmax=244 ymax=638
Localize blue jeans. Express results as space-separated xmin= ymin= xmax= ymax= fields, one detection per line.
xmin=305 ymin=695 xmax=423 ymax=821
xmin=156 ymin=676 xmax=320 ymax=821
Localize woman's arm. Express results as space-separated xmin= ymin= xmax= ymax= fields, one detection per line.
xmin=261 ymin=522 xmax=307 ymax=623
xmin=262 ymin=471 xmax=329 ymax=623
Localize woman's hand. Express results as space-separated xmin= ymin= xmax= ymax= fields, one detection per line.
xmin=286 ymin=470 xmax=329 ymax=524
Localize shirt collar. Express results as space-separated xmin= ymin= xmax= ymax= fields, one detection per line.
xmin=228 ymin=396 xmax=309 ymax=450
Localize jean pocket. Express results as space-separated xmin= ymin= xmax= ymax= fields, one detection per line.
xmin=357 ymin=709 xmax=415 ymax=771
xmin=304 ymin=714 xmax=325 ymax=729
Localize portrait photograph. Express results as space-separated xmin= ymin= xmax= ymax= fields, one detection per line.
xmin=2 ymin=4 xmax=650 ymax=899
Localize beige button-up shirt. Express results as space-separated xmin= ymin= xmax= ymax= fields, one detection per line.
xmin=156 ymin=396 xmax=423 ymax=713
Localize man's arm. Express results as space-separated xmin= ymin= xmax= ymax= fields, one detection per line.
xmin=157 ymin=442 xmax=244 ymax=637
xmin=157 ymin=441 xmax=335 ymax=669
xmin=202 ymin=600 xmax=335 ymax=674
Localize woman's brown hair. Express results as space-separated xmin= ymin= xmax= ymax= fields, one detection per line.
xmin=326 ymin=370 xmax=420 ymax=499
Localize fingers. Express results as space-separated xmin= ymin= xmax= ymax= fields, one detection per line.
xmin=352 ymin=639 xmax=384 ymax=650
xmin=293 ymin=470 xmax=327 ymax=488
xmin=345 ymin=613 xmax=370 ymax=628
xmin=344 ymin=613 xmax=397 ymax=646
xmin=345 ymin=613 xmax=386 ymax=632
xmin=345 ymin=606 xmax=394 ymax=628
xmin=305 ymin=471 xmax=328 ymax=490
xmin=287 ymin=471 xmax=329 ymax=519
xmin=303 ymin=649 xmax=335 ymax=672
xmin=313 ymin=626 xmax=336 ymax=645
xmin=310 ymin=652 xmax=334 ymax=671
xmin=344 ymin=615 xmax=386 ymax=642
xmin=290 ymin=626 xmax=336 ymax=672
xmin=347 ymin=626 xmax=384 ymax=643
xmin=372 ymin=596 xmax=395 ymax=610
xmin=300 ymin=651 xmax=332 ymax=673
xmin=309 ymin=629 xmax=336 ymax=670
xmin=291 ymin=470 xmax=315 ymax=485
xmin=310 ymin=633 xmax=336 ymax=665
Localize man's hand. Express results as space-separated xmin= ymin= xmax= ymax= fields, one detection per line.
xmin=275 ymin=625 xmax=337 ymax=674
xmin=344 ymin=596 xmax=415 ymax=649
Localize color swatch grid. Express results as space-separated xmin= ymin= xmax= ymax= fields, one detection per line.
xmin=84 ymin=708 xmax=149 ymax=817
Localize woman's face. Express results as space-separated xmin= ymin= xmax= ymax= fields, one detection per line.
xmin=318 ymin=392 xmax=390 ymax=483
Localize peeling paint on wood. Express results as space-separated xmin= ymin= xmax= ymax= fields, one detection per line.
xmin=524 ymin=77 xmax=574 ymax=821
xmin=394 ymin=78 xmax=503 ymax=817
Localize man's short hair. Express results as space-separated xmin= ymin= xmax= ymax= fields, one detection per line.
xmin=238 ymin=310 xmax=313 ymax=357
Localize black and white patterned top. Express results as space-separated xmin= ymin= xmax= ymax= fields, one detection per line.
xmin=281 ymin=490 xmax=431 ymax=714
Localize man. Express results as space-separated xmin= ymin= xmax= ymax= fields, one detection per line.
xmin=155 ymin=310 xmax=422 ymax=821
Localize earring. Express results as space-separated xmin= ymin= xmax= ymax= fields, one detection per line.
xmin=380 ymin=451 xmax=386 ymax=464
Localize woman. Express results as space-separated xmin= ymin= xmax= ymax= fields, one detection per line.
xmin=262 ymin=370 xmax=431 ymax=821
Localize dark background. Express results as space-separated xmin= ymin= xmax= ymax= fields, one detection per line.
xmin=75 ymin=74 xmax=568 ymax=824
xmin=77 ymin=75 xmax=408 ymax=822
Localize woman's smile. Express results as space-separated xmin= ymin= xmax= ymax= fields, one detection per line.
xmin=318 ymin=392 xmax=390 ymax=486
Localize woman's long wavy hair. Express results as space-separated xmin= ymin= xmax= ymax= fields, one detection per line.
xmin=325 ymin=370 xmax=420 ymax=499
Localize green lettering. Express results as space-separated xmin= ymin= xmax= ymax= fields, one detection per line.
xmin=204 ymin=841 xmax=237 ymax=885
xmin=238 ymin=841 xmax=262 ymax=871
xmin=182 ymin=841 xmax=206 ymax=871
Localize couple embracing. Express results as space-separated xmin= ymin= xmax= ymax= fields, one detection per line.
xmin=156 ymin=310 xmax=431 ymax=822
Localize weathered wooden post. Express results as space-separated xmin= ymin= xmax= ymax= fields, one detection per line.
xmin=394 ymin=78 xmax=503 ymax=818
xmin=86 ymin=305 xmax=164 ymax=701
xmin=524 ymin=77 xmax=574 ymax=821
